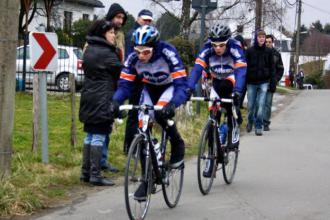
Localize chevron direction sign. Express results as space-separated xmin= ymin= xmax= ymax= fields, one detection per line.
xmin=29 ymin=32 xmax=58 ymax=72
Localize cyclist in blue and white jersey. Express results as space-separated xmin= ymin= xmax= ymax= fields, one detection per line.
xmin=188 ymin=24 xmax=247 ymax=177
xmin=112 ymin=25 xmax=188 ymax=201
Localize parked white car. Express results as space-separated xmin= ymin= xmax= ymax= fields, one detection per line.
xmin=16 ymin=45 xmax=84 ymax=91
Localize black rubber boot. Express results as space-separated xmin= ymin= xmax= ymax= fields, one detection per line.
xmin=80 ymin=144 xmax=90 ymax=182
xmin=167 ymin=124 xmax=185 ymax=168
xmin=90 ymin=146 xmax=115 ymax=186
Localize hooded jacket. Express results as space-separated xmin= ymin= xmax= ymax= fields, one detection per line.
xmin=79 ymin=36 xmax=122 ymax=134
xmin=245 ymin=30 xmax=275 ymax=86
xmin=106 ymin=3 xmax=127 ymax=26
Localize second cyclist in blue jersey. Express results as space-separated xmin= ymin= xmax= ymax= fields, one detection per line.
xmin=188 ymin=24 xmax=247 ymax=176
xmin=112 ymin=25 xmax=188 ymax=201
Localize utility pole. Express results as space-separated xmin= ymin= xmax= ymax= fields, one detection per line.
xmin=295 ymin=0 xmax=302 ymax=75
xmin=192 ymin=0 xmax=217 ymax=114
xmin=196 ymin=0 xmax=208 ymax=114
xmin=255 ymin=0 xmax=263 ymax=30
xmin=0 ymin=0 xmax=20 ymax=178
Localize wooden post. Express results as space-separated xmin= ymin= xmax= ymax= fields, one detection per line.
xmin=32 ymin=74 xmax=39 ymax=152
xmin=70 ymin=74 xmax=77 ymax=148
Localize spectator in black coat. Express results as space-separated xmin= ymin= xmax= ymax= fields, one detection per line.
xmin=245 ymin=29 xmax=275 ymax=136
xmin=122 ymin=9 xmax=153 ymax=154
xmin=79 ymin=20 xmax=121 ymax=186
xmin=263 ymin=34 xmax=284 ymax=131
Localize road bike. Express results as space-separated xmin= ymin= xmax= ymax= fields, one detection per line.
xmin=191 ymin=97 xmax=239 ymax=195
xmin=120 ymin=104 xmax=184 ymax=220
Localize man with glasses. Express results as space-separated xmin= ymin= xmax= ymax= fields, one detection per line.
xmin=112 ymin=25 xmax=188 ymax=201
xmin=264 ymin=34 xmax=284 ymax=131
xmin=188 ymin=24 xmax=246 ymax=177
xmin=122 ymin=9 xmax=154 ymax=155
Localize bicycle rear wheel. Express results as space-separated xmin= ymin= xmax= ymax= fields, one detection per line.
xmin=162 ymin=164 xmax=184 ymax=208
xmin=197 ymin=120 xmax=217 ymax=195
xmin=222 ymin=148 xmax=238 ymax=184
xmin=125 ymin=134 xmax=152 ymax=220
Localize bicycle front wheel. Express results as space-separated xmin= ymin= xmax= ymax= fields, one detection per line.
xmin=222 ymin=148 xmax=238 ymax=184
xmin=197 ymin=120 xmax=217 ymax=195
xmin=162 ymin=164 xmax=184 ymax=208
xmin=125 ymin=134 xmax=152 ymax=220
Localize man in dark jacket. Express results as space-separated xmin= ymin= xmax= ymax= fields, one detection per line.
xmin=263 ymin=34 xmax=284 ymax=131
xmin=122 ymin=9 xmax=153 ymax=154
xmin=245 ymin=29 xmax=275 ymax=136
xmin=125 ymin=9 xmax=153 ymax=58
xmin=106 ymin=3 xmax=127 ymax=62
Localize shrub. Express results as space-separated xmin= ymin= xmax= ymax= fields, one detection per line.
xmin=304 ymin=70 xmax=325 ymax=88
xmin=168 ymin=37 xmax=196 ymax=67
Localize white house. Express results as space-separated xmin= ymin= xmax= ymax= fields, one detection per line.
xmin=28 ymin=0 xmax=104 ymax=32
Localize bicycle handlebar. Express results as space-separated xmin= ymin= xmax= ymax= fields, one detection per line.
xmin=190 ymin=96 xmax=233 ymax=103
xmin=189 ymin=97 xmax=238 ymax=119
xmin=119 ymin=104 xmax=174 ymax=126
xmin=119 ymin=104 xmax=164 ymax=111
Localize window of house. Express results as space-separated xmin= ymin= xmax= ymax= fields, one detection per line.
xmin=64 ymin=11 xmax=73 ymax=31
xmin=83 ymin=14 xmax=89 ymax=21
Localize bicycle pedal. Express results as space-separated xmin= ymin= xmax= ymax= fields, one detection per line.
xmin=151 ymin=184 xmax=157 ymax=194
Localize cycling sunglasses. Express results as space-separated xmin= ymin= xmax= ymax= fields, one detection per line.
xmin=134 ymin=47 xmax=153 ymax=56
xmin=211 ymin=42 xmax=227 ymax=48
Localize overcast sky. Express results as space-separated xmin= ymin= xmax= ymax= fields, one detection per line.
xmin=99 ymin=0 xmax=330 ymax=31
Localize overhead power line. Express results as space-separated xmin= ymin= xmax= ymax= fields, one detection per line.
xmin=302 ymin=1 xmax=330 ymax=15
xmin=283 ymin=0 xmax=296 ymax=8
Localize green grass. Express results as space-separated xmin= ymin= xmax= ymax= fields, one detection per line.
xmin=0 ymin=93 xmax=208 ymax=218
xmin=275 ymin=85 xmax=296 ymax=94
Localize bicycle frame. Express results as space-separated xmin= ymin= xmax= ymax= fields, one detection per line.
xmin=191 ymin=96 xmax=237 ymax=148
xmin=120 ymin=104 xmax=169 ymax=185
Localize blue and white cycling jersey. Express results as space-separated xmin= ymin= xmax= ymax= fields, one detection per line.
xmin=113 ymin=41 xmax=188 ymax=107
xmin=188 ymin=38 xmax=247 ymax=93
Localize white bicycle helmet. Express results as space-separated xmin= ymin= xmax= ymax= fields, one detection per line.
xmin=209 ymin=24 xmax=231 ymax=42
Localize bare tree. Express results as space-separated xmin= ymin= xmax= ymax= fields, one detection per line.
xmin=150 ymin=0 xmax=285 ymax=39
xmin=18 ymin=0 xmax=37 ymax=38
xmin=0 ymin=0 xmax=20 ymax=178
xmin=43 ymin=0 xmax=61 ymax=31
xmin=150 ymin=0 xmax=197 ymax=39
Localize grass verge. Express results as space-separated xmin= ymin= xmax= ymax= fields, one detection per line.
xmin=0 ymin=92 xmax=208 ymax=218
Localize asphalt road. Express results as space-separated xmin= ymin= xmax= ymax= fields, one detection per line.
xmin=33 ymin=90 xmax=330 ymax=220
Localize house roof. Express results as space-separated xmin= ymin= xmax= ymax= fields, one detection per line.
xmin=67 ymin=0 xmax=104 ymax=8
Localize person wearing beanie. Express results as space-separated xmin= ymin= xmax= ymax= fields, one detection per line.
xmin=106 ymin=3 xmax=127 ymax=62
xmin=245 ymin=29 xmax=275 ymax=136
xmin=122 ymin=9 xmax=153 ymax=155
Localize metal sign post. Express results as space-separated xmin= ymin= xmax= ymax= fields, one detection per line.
xmin=39 ymin=72 xmax=49 ymax=163
xmin=192 ymin=0 xmax=218 ymax=114
xmin=29 ymin=32 xmax=58 ymax=164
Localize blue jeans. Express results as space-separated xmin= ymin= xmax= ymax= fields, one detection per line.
xmin=84 ymin=133 xmax=107 ymax=149
xmin=263 ymin=91 xmax=273 ymax=126
xmin=247 ymin=83 xmax=269 ymax=129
